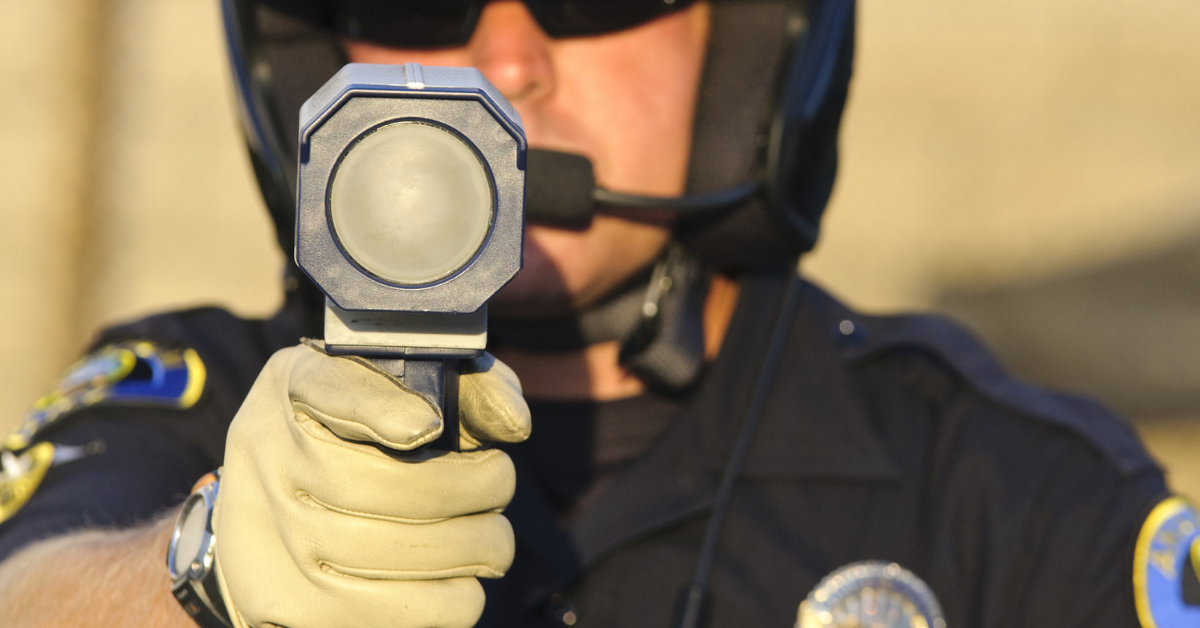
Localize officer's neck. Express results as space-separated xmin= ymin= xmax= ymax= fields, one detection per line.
xmin=492 ymin=275 xmax=738 ymax=401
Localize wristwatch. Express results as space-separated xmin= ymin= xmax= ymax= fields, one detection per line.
xmin=168 ymin=470 xmax=231 ymax=628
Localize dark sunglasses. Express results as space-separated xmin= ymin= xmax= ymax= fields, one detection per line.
xmin=266 ymin=0 xmax=700 ymax=49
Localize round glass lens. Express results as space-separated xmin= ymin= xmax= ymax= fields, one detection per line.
xmin=330 ymin=122 xmax=494 ymax=285
xmin=172 ymin=495 xmax=207 ymax=577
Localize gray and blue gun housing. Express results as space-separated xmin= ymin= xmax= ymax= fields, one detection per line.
xmin=295 ymin=63 xmax=527 ymax=450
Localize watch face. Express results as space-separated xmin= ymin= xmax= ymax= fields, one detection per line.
xmin=170 ymin=492 xmax=210 ymax=579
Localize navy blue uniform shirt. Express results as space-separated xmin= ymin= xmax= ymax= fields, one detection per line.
xmin=0 ymin=270 xmax=1178 ymax=627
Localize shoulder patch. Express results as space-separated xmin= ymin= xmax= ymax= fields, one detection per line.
xmin=1134 ymin=496 xmax=1200 ymax=628
xmin=0 ymin=442 xmax=54 ymax=524
xmin=4 ymin=340 xmax=206 ymax=451
xmin=0 ymin=441 xmax=104 ymax=525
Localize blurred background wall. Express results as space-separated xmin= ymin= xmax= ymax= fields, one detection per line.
xmin=0 ymin=0 xmax=1196 ymax=499
xmin=803 ymin=0 xmax=1200 ymax=499
xmin=0 ymin=0 xmax=283 ymax=425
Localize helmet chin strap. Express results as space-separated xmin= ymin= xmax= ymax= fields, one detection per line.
xmin=501 ymin=149 xmax=749 ymax=394
xmin=489 ymin=242 xmax=712 ymax=394
xmin=525 ymin=149 xmax=761 ymax=228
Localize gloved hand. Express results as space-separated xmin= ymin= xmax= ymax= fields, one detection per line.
xmin=212 ymin=343 xmax=531 ymax=628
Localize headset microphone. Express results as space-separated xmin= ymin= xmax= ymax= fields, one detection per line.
xmin=525 ymin=148 xmax=760 ymax=228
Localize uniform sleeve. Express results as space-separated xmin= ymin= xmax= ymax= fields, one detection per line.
xmin=1053 ymin=472 xmax=1168 ymax=628
xmin=0 ymin=411 xmax=218 ymax=561
xmin=0 ymin=306 xmax=296 ymax=562
xmin=914 ymin=386 xmax=1170 ymax=628
xmin=989 ymin=444 xmax=1169 ymax=628
xmin=0 ymin=338 xmax=242 ymax=562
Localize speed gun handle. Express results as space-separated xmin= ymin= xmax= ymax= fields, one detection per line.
xmin=372 ymin=358 xmax=460 ymax=452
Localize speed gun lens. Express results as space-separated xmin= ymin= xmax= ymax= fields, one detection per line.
xmin=330 ymin=121 xmax=494 ymax=286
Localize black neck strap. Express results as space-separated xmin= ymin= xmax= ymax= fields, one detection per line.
xmin=489 ymin=244 xmax=712 ymax=394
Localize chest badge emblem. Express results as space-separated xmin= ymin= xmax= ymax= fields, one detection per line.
xmin=798 ymin=561 xmax=945 ymax=628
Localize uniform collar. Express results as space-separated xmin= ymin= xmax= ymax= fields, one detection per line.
xmin=568 ymin=269 xmax=898 ymax=567
xmin=694 ymin=271 xmax=898 ymax=480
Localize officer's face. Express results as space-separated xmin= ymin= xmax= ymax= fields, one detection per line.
xmin=344 ymin=1 xmax=710 ymax=318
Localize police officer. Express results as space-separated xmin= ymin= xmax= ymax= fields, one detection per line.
xmin=0 ymin=1 xmax=1197 ymax=628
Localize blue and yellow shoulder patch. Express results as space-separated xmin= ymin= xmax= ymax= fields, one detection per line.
xmin=0 ymin=441 xmax=103 ymax=525
xmin=1134 ymin=496 xmax=1200 ymax=628
xmin=3 ymin=340 xmax=206 ymax=451
xmin=0 ymin=442 xmax=55 ymax=523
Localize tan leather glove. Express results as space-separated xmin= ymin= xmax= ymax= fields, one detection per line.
xmin=213 ymin=343 xmax=531 ymax=628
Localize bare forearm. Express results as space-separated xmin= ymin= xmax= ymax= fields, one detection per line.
xmin=0 ymin=510 xmax=196 ymax=628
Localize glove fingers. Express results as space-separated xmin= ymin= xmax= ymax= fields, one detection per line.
xmin=458 ymin=353 xmax=532 ymax=446
xmin=287 ymin=344 xmax=444 ymax=451
xmin=290 ymin=441 xmax=516 ymax=521
xmin=241 ymin=574 xmax=486 ymax=628
xmin=322 ymin=578 xmax=486 ymax=628
xmin=320 ymin=578 xmax=486 ymax=628
xmin=285 ymin=345 xmax=532 ymax=450
xmin=298 ymin=510 xmax=515 ymax=580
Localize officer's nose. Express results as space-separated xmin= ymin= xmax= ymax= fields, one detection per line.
xmin=466 ymin=1 xmax=555 ymax=105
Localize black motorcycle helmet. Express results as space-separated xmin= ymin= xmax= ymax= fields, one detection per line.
xmin=220 ymin=0 xmax=856 ymax=271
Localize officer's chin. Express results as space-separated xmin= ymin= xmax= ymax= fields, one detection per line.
xmin=492 ymin=219 xmax=670 ymax=321
xmin=489 ymin=231 xmax=576 ymax=321
xmin=490 ymin=275 xmax=576 ymax=321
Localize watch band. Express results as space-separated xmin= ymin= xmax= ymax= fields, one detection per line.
xmin=172 ymin=578 xmax=231 ymax=628
xmin=168 ymin=471 xmax=231 ymax=628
